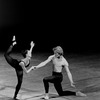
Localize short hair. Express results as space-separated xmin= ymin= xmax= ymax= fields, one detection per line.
xmin=53 ymin=46 xmax=63 ymax=55
xmin=21 ymin=50 xmax=28 ymax=58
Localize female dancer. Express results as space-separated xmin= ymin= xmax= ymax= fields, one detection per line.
xmin=29 ymin=46 xmax=86 ymax=99
xmin=4 ymin=35 xmax=35 ymax=100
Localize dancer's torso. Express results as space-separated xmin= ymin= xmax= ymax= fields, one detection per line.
xmin=52 ymin=56 xmax=66 ymax=73
xmin=14 ymin=57 xmax=30 ymax=71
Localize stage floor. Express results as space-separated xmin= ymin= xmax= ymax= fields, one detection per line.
xmin=0 ymin=53 xmax=100 ymax=100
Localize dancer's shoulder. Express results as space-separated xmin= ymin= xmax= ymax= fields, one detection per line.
xmin=50 ymin=54 xmax=55 ymax=57
xmin=47 ymin=55 xmax=55 ymax=60
xmin=62 ymin=57 xmax=69 ymax=66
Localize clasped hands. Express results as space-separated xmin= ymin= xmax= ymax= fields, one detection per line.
xmin=30 ymin=66 xmax=37 ymax=70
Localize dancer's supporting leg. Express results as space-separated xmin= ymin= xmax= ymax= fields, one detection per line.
xmin=13 ymin=70 xmax=23 ymax=99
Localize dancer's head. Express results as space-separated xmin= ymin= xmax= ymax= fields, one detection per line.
xmin=53 ymin=46 xmax=63 ymax=57
xmin=21 ymin=50 xmax=28 ymax=58
xmin=21 ymin=50 xmax=31 ymax=58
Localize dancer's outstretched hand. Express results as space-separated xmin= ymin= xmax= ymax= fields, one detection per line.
xmin=30 ymin=41 xmax=35 ymax=47
xmin=71 ymin=82 xmax=76 ymax=88
xmin=27 ymin=66 xmax=37 ymax=73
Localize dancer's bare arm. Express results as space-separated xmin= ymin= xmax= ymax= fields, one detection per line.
xmin=19 ymin=62 xmax=29 ymax=74
xmin=28 ymin=41 xmax=35 ymax=57
xmin=28 ymin=55 xmax=54 ymax=72
xmin=64 ymin=61 xmax=75 ymax=87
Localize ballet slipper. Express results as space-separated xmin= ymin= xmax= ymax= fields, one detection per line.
xmin=76 ymin=91 xmax=87 ymax=97
xmin=42 ymin=94 xmax=49 ymax=100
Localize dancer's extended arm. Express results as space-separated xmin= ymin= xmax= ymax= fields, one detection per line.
xmin=28 ymin=41 xmax=35 ymax=57
xmin=27 ymin=55 xmax=54 ymax=73
xmin=64 ymin=61 xmax=75 ymax=87
xmin=19 ymin=62 xmax=30 ymax=74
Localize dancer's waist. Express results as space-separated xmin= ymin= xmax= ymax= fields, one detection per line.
xmin=52 ymin=71 xmax=62 ymax=75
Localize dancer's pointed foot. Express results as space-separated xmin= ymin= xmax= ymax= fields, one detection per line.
xmin=42 ymin=94 xmax=49 ymax=99
xmin=12 ymin=35 xmax=17 ymax=46
xmin=12 ymin=97 xmax=20 ymax=100
xmin=12 ymin=98 xmax=19 ymax=100
xmin=76 ymin=91 xmax=87 ymax=97
xmin=12 ymin=35 xmax=16 ymax=41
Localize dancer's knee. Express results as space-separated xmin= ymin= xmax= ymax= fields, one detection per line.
xmin=4 ymin=52 xmax=10 ymax=59
xmin=17 ymin=81 xmax=22 ymax=88
xmin=4 ymin=52 xmax=7 ymax=58
xmin=19 ymin=79 xmax=23 ymax=84
xmin=43 ymin=77 xmax=49 ymax=84
xmin=43 ymin=78 xmax=46 ymax=83
xmin=4 ymin=53 xmax=9 ymax=61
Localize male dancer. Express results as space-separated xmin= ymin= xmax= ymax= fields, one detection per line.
xmin=29 ymin=46 xmax=86 ymax=99
xmin=4 ymin=35 xmax=35 ymax=100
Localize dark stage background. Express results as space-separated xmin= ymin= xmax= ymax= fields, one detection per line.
xmin=0 ymin=0 xmax=99 ymax=54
